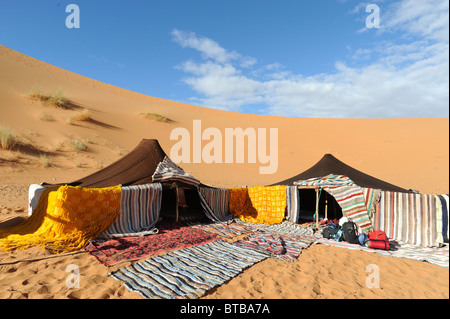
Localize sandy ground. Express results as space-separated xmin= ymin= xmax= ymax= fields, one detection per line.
xmin=0 ymin=45 xmax=448 ymax=300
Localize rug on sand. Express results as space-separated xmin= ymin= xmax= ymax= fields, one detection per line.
xmin=314 ymin=237 xmax=449 ymax=268
xmin=85 ymin=222 xmax=219 ymax=266
xmin=234 ymin=231 xmax=319 ymax=262
xmin=108 ymin=240 xmax=268 ymax=299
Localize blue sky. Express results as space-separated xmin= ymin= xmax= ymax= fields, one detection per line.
xmin=0 ymin=0 xmax=448 ymax=118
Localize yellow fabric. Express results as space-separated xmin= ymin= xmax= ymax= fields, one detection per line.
xmin=229 ymin=186 xmax=287 ymax=225
xmin=229 ymin=187 xmax=257 ymax=220
xmin=0 ymin=185 xmax=121 ymax=253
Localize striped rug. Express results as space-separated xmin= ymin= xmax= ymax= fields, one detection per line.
xmin=234 ymin=232 xmax=318 ymax=262
xmin=373 ymin=191 xmax=443 ymax=247
xmin=189 ymin=221 xmax=256 ymax=239
xmin=314 ymin=237 xmax=449 ymax=268
xmin=108 ymin=240 xmax=268 ymax=299
xmin=99 ymin=183 xmax=162 ymax=238
xmin=197 ymin=187 xmax=232 ymax=222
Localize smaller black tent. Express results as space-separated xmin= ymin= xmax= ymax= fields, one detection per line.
xmin=273 ymin=153 xmax=412 ymax=193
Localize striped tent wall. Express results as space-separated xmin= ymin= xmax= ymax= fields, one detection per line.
xmin=197 ymin=187 xmax=232 ymax=222
xmin=373 ymin=191 xmax=449 ymax=247
xmin=100 ymin=183 xmax=162 ymax=238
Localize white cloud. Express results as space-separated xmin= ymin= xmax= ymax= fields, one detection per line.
xmin=171 ymin=1 xmax=448 ymax=118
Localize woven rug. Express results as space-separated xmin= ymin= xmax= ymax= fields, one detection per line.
xmin=189 ymin=221 xmax=256 ymax=240
xmin=314 ymin=237 xmax=449 ymax=268
xmin=234 ymin=232 xmax=318 ymax=262
xmin=108 ymin=240 xmax=268 ymax=299
xmin=85 ymin=222 xmax=219 ymax=266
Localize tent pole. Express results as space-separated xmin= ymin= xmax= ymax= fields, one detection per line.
xmin=325 ymin=193 xmax=328 ymax=220
xmin=315 ymin=188 xmax=319 ymax=230
xmin=175 ymin=186 xmax=179 ymax=223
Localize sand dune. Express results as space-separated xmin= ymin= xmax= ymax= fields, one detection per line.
xmin=0 ymin=45 xmax=448 ymax=300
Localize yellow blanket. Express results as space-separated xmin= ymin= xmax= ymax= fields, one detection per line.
xmin=229 ymin=185 xmax=286 ymax=225
xmin=0 ymin=185 xmax=121 ymax=253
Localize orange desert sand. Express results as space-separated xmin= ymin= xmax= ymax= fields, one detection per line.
xmin=0 ymin=45 xmax=448 ymax=299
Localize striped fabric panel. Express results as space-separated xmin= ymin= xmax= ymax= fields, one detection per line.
xmin=374 ymin=191 xmax=440 ymax=247
xmin=100 ymin=183 xmax=162 ymax=238
xmin=362 ymin=187 xmax=381 ymax=219
xmin=435 ymin=195 xmax=449 ymax=244
xmin=324 ymin=185 xmax=374 ymax=233
xmin=197 ymin=187 xmax=232 ymax=222
xmin=109 ymin=240 xmax=268 ymax=299
xmin=285 ymin=186 xmax=300 ymax=223
xmin=152 ymin=156 xmax=200 ymax=186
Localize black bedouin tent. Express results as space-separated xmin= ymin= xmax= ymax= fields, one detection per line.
xmin=272 ymin=153 xmax=411 ymax=193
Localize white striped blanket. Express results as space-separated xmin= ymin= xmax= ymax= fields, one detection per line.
xmin=435 ymin=194 xmax=449 ymax=245
xmin=108 ymin=240 xmax=268 ymax=299
xmin=314 ymin=237 xmax=449 ymax=268
xmin=99 ymin=183 xmax=162 ymax=238
xmin=285 ymin=186 xmax=300 ymax=223
xmin=373 ymin=191 xmax=447 ymax=247
xmin=197 ymin=187 xmax=232 ymax=222
xmin=152 ymin=156 xmax=200 ymax=186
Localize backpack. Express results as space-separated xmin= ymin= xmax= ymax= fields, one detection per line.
xmin=368 ymin=230 xmax=390 ymax=250
xmin=322 ymin=223 xmax=340 ymax=240
xmin=341 ymin=221 xmax=359 ymax=244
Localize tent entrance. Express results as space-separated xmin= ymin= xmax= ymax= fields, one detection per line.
xmin=160 ymin=186 xmax=208 ymax=223
xmin=297 ymin=188 xmax=342 ymax=222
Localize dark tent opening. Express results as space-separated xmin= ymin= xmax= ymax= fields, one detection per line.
xmin=297 ymin=188 xmax=343 ymax=222
xmin=160 ymin=185 xmax=208 ymax=223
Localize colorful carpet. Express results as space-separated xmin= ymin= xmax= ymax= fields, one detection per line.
xmin=189 ymin=221 xmax=256 ymax=240
xmin=85 ymin=222 xmax=219 ymax=266
xmin=108 ymin=240 xmax=268 ymax=299
xmin=234 ymin=231 xmax=318 ymax=262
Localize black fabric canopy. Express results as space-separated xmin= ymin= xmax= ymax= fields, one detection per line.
xmin=272 ymin=153 xmax=411 ymax=192
xmin=43 ymin=139 xmax=167 ymax=188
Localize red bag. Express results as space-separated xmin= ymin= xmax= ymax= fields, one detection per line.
xmin=368 ymin=230 xmax=390 ymax=250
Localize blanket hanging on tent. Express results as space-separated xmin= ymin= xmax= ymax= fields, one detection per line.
xmin=295 ymin=174 xmax=373 ymax=233
xmin=197 ymin=187 xmax=232 ymax=222
xmin=151 ymin=156 xmax=200 ymax=186
xmin=230 ymin=186 xmax=286 ymax=225
xmin=0 ymin=185 xmax=121 ymax=253
xmin=435 ymin=194 xmax=449 ymax=244
xmin=99 ymin=183 xmax=162 ymax=238
xmin=285 ymin=186 xmax=300 ymax=223
xmin=373 ymin=191 xmax=444 ymax=247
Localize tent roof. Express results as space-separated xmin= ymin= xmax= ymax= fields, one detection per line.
xmin=272 ymin=153 xmax=411 ymax=192
xmin=43 ymin=139 xmax=198 ymax=188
